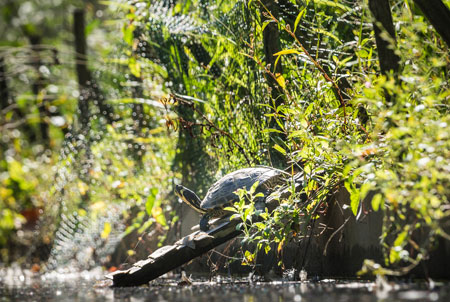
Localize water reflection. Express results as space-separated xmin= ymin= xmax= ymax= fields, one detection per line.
xmin=1 ymin=274 xmax=449 ymax=302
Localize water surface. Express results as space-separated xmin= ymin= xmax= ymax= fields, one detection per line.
xmin=1 ymin=270 xmax=449 ymax=302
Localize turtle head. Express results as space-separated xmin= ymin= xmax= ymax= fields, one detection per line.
xmin=175 ymin=185 xmax=205 ymax=214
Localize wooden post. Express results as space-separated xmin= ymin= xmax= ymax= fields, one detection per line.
xmin=261 ymin=1 xmax=288 ymax=166
xmin=28 ymin=35 xmax=50 ymax=144
xmin=0 ymin=56 xmax=37 ymax=141
xmin=0 ymin=56 xmax=9 ymax=110
xmin=413 ymin=0 xmax=450 ymax=47
xmin=73 ymin=9 xmax=116 ymax=126
xmin=73 ymin=9 xmax=91 ymax=129
xmin=261 ymin=0 xmax=283 ymax=94
xmin=368 ymin=0 xmax=400 ymax=75
xmin=368 ymin=0 xmax=400 ymax=105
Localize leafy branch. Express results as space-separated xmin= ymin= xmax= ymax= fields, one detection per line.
xmin=163 ymin=94 xmax=253 ymax=166
xmin=257 ymin=0 xmax=348 ymax=124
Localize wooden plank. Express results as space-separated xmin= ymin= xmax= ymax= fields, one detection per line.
xmin=107 ymin=219 xmax=241 ymax=287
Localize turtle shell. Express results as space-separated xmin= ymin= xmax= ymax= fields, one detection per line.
xmin=200 ymin=167 xmax=287 ymax=210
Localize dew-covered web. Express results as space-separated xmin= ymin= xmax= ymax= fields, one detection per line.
xmin=44 ymin=207 xmax=126 ymax=272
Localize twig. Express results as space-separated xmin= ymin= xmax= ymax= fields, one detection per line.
xmin=171 ymin=94 xmax=253 ymax=166
xmin=323 ymin=216 xmax=350 ymax=256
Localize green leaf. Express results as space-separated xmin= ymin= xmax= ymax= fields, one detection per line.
xmin=145 ymin=194 xmax=155 ymax=216
xmin=152 ymin=206 xmax=167 ymax=227
xmin=313 ymin=28 xmax=343 ymax=45
xmin=8 ymin=160 xmax=24 ymax=182
xmin=85 ymin=19 xmax=100 ymax=36
xmin=260 ymin=212 xmax=269 ymax=220
xmin=243 ymin=207 xmax=252 ymax=221
xmin=350 ymin=189 xmax=360 ymax=216
xmin=122 ymin=24 xmax=135 ymax=46
xmin=101 ymin=222 xmax=111 ymax=239
xmin=360 ymin=182 xmax=372 ymax=201
xmin=244 ymin=250 xmax=255 ymax=263
xmin=128 ymin=57 xmax=141 ymax=78
xmin=254 ymin=222 xmax=266 ymax=230
xmin=224 ymin=206 xmax=238 ymax=213
xmin=138 ymin=219 xmax=154 ymax=233
xmin=275 ymin=73 xmax=286 ymax=89
xmin=293 ymin=8 xmax=306 ymax=33
xmin=250 ymin=181 xmax=260 ymax=195
xmin=345 ymin=179 xmax=360 ymax=216
xmin=311 ymin=0 xmax=351 ymax=12
xmin=262 ymin=128 xmax=284 ymax=134
xmin=371 ymin=193 xmax=382 ymax=211
xmin=273 ymin=144 xmax=286 ymax=155
xmin=273 ymin=49 xmax=301 ymax=56
xmin=254 ymin=192 xmax=264 ymax=198
xmin=261 ymin=19 xmax=273 ymax=32
xmin=394 ymin=229 xmax=408 ymax=247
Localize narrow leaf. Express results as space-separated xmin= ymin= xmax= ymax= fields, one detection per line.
xmin=273 ymin=49 xmax=301 ymax=56
xmin=273 ymin=144 xmax=286 ymax=155
xmin=294 ymin=8 xmax=306 ymax=33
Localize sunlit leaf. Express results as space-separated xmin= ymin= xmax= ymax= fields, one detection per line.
xmin=273 ymin=49 xmax=301 ymax=56
xmin=101 ymin=222 xmax=112 ymax=239
xmin=371 ymin=194 xmax=383 ymax=211
xmin=138 ymin=219 xmax=154 ymax=233
xmin=152 ymin=206 xmax=167 ymax=227
xmin=293 ymin=8 xmax=306 ymax=33
xmin=273 ymin=144 xmax=286 ymax=155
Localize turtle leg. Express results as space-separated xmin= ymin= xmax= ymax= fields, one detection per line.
xmin=199 ymin=213 xmax=211 ymax=231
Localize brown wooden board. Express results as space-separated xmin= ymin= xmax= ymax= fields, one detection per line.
xmin=107 ymin=219 xmax=242 ymax=287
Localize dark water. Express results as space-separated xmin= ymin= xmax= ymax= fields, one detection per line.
xmin=1 ymin=272 xmax=449 ymax=302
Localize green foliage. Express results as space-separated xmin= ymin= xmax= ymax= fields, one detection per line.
xmin=0 ymin=0 xmax=448 ymax=275
xmin=119 ymin=0 xmax=449 ymax=274
xmin=227 ymin=182 xmax=304 ymax=267
xmin=0 ymin=0 xmax=178 ymax=262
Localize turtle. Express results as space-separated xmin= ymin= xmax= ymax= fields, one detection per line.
xmin=175 ymin=167 xmax=289 ymax=231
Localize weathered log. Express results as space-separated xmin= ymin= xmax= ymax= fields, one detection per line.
xmin=107 ymin=219 xmax=242 ymax=287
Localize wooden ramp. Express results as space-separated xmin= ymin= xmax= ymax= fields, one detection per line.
xmin=106 ymin=219 xmax=241 ymax=287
